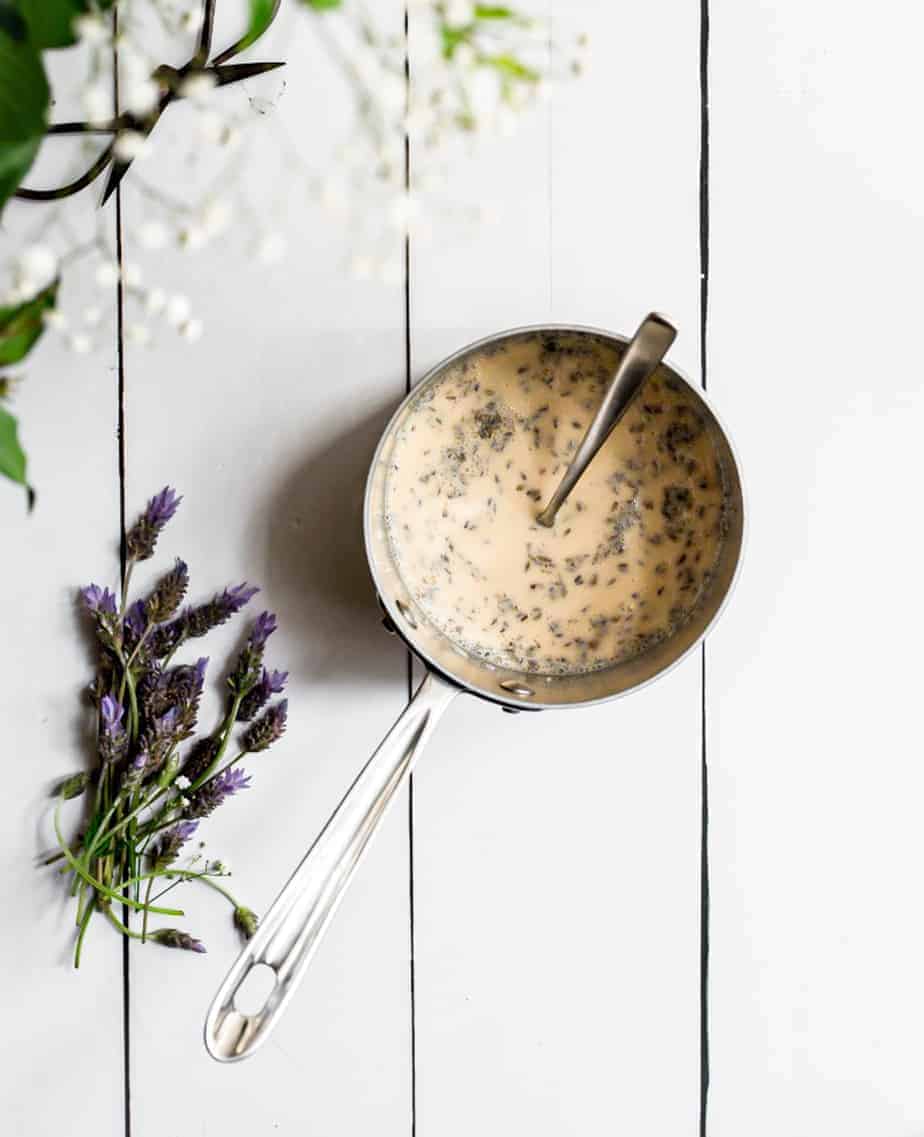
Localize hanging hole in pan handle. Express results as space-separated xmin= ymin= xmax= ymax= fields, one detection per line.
xmin=234 ymin=962 xmax=278 ymax=1016
xmin=206 ymin=950 xmax=284 ymax=1062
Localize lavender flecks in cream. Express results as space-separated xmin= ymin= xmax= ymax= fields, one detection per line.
xmin=385 ymin=333 xmax=727 ymax=675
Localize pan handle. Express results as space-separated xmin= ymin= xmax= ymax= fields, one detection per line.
xmin=204 ymin=669 xmax=458 ymax=1062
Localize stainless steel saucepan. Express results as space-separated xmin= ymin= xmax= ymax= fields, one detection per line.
xmin=204 ymin=323 xmax=745 ymax=1062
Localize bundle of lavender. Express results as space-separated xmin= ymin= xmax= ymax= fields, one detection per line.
xmin=49 ymin=488 xmax=288 ymax=967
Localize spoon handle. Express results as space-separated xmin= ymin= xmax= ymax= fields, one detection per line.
xmin=537 ymin=312 xmax=677 ymax=527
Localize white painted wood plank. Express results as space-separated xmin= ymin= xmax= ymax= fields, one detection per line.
xmin=122 ymin=9 xmax=412 ymax=1135
xmin=410 ymin=3 xmax=703 ymax=1134
xmin=709 ymin=3 xmax=924 ymax=1133
xmin=0 ymin=208 xmax=124 ymax=1133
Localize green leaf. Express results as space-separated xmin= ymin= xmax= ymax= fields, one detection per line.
xmin=0 ymin=280 xmax=58 ymax=366
xmin=441 ymin=23 xmax=473 ymax=58
xmin=0 ymin=136 xmax=42 ymax=210
xmin=0 ymin=3 xmax=27 ymax=39
xmin=474 ymin=5 xmax=516 ymax=17
xmin=238 ymin=0 xmax=280 ymax=53
xmin=15 ymin=0 xmax=115 ymax=50
xmin=16 ymin=0 xmax=83 ymax=48
xmin=480 ymin=53 xmax=539 ymax=80
xmin=301 ymin=0 xmax=341 ymax=9
xmin=0 ymin=15 xmax=49 ymax=216
xmin=0 ymin=404 xmax=29 ymax=491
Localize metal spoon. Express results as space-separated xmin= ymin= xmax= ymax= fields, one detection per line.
xmin=536 ymin=312 xmax=677 ymax=527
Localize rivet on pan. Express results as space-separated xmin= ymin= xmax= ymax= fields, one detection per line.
xmin=499 ymin=679 xmax=534 ymax=698
xmin=395 ymin=599 xmax=418 ymax=629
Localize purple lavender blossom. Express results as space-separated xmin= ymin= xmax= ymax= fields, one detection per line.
xmin=180 ymin=734 xmax=219 ymax=784
xmin=250 ymin=611 xmax=277 ymax=649
xmin=120 ymin=746 xmax=149 ymax=791
xmin=229 ymin=610 xmax=279 ymax=699
xmin=151 ymin=820 xmax=199 ymax=867
xmin=81 ymin=583 xmax=121 ymax=649
xmin=242 ymin=699 xmax=288 ymax=753
xmin=126 ymin=487 xmax=182 ymax=562
xmin=80 ymin=584 xmax=117 ymax=615
xmin=145 ymin=558 xmax=189 ymax=625
xmin=174 ymin=657 xmax=207 ymax=737
xmin=185 ymin=766 xmax=252 ymax=818
xmin=264 ymin=668 xmax=287 ymax=694
xmin=156 ymin=707 xmax=179 ymax=736
xmin=217 ymin=766 xmax=251 ymax=795
xmin=141 ymin=658 xmax=208 ymax=738
xmin=130 ymin=706 xmax=183 ymax=782
xmin=148 ymin=615 xmax=188 ymax=660
xmin=123 ymin=599 xmax=147 ymax=650
xmin=99 ymin=695 xmax=128 ymax=765
xmin=100 ymin=694 xmax=124 ymax=733
xmin=237 ymin=667 xmax=288 ymax=722
xmin=186 ymin=583 xmax=258 ymax=639
xmin=150 ymin=928 xmax=206 ymax=954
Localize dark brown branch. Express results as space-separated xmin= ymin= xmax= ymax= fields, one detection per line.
xmin=14 ymin=144 xmax=115 ymax=201
xmin=47 ymin=120 xmax=122 ymax=135
xmin=211 ymin=61 xmax=285 ymax=87
xmin=14 ymin=0 xmax=284 ymax=207
xmin=195 ymin=0 xmax=217 ymax=66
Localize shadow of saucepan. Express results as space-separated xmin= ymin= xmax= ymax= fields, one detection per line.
xmin=264 ymin=395 xmax=406 ymax=687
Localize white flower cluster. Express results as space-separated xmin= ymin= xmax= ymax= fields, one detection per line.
xmin=5 ymin=245 xmax=57 ymax=304
xmin=3 ymin=0 xmax=586 ymax=356
xmin=299 ymin=0 xmax=587 ymax=282
xmin=2 ymin=243 xmax=204 ymax=354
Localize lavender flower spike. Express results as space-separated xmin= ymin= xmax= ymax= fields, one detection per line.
xmin=185 ymin=766 xmax=252 ymax=819
xmin=148 ymin=614 xmax=188 ymax=660
xmin=80 ymin=583 xmax=117 ymax=615
xmin=250 ymin=611 xmax=277 ymax=649
xmin=99 ymin=694 xmax=128 ymax=765
xmin=120 ymin=746 xmax=149 ymax=791
xmin=229 ymin=610 xmax=279 ymax=699
xmin=126 ymin=486 xmax=182 ymax=562
xmin=100 ymin=694 xmax=125 ymax=733
xmin=145 ymin=558 xmax=189 ymax=625
xmin=264 ymin=668 xmax=287 ymax=694
xmin=242 ymin=699 xmax=288 ymax=753
xmin=150 ymin=928 xmax=207 ymax=954
xmin=151 ymin=820 xmax=199 ymax=867
xmin=237 ymin=667 xmax=288 ymax=722
xmin=180 ymin=734 xmax=219 ymax=785
xmin=123 ymin=599 xmax=147 ymax=646
xmin=186 ymin=583 xmax=259 ymax=639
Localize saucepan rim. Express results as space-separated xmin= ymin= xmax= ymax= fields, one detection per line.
xmin=362 ymin=322 xmax=747 ymax=711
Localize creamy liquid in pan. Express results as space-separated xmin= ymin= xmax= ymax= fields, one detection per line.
xmin=384 ymin=333 xmax=727 ymax=675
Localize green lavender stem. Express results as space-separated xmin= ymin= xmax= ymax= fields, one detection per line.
xmin=149 ymin=869 xmax=242 ymax=909
xmin=193 ymin=694 xmax=245 ymax=789
xmin=141 ymin=877 xmax=154 ymax=943
xmin=103 ymin=907 xmax=145 ymax=941
xmin=74 ymin=895 xmax=95 ymax=969
xmin=54 ymin=803 xmax=184 ymax=917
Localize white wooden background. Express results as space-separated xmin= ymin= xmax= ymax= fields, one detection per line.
xmin=3 ymin=2 xmax=924 ymax=1135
